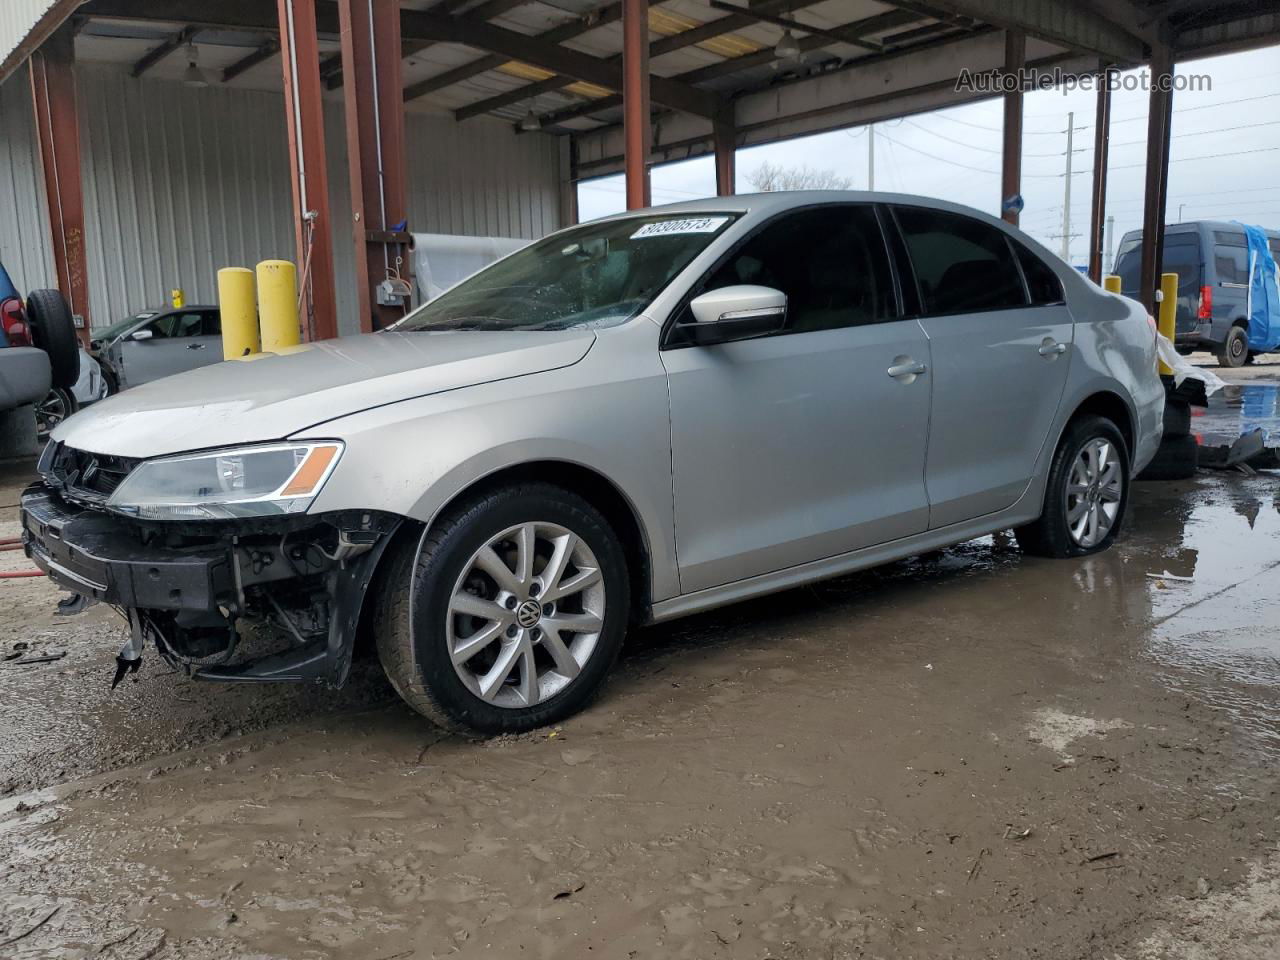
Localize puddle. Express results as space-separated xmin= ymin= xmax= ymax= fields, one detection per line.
xmin=1193 ymin=382 xmax=1280 ymax=448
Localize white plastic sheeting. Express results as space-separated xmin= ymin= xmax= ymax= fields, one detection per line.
xmin=1155 ymin=333 xmax=1225 ymax=395
xmin=412 ymin=233 xmax=528 ymax=304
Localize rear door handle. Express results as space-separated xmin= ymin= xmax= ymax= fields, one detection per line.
xmin=887 ymin=359 xmax=927 ymax=380
xmin=1038 ymin=340 xmax=1067 ymax=357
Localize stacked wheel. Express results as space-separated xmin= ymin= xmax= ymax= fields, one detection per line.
xmin=25 ymin=289 xmax=79 ymax=389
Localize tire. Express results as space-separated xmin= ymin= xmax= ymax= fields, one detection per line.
xmin=1217 ymin=325 xmax=1249 ymax=369
xmin=1135 ymin=433 xmax=1198 ymax=481
xmin=35 ymin=386 xmax=77 ymax=440
xmin=1015 ymin=415 xmax=1129 ymax=559
xmin=1161 ymin=400 xmax=1191 ymax=438
xmin=374 ymin=483 xmax=630 ymax=734
xmin=25 ymin=289 xmax=79 ymax=388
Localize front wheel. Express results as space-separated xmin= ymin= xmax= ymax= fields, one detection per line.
xmin=1015 ymin=415 xmax=1129 ymax=558
xmin=374 ymin=483 xmax=630 ymax=734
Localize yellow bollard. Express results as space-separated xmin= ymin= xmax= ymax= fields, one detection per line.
xmin=217 ymin=268 xmax=259 ymax=360
xmin=1157 ymin=271 xmax=1178 ymax=377
xmin=256 ymin=259 xmax=300 ymax=353
xmin=1103 ymin=275 xmax=1122 ymax=294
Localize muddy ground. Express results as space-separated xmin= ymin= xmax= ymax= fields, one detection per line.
xmin=0 ymin=365 xmax=1278 ymax=959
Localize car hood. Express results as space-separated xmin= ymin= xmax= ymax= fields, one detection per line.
xmin=53 ymin=329 xmax=595 ymax=458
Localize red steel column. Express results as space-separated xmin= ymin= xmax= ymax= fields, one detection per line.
xmin=29 ymin=25 xmax=91 ymax=346
xmin=622 ymin=0 xmax=651 ymax=209
xmin=339 ymin=0 xmax=408 ymax=332
xmin=278 ymin=0 xmax=339 ymax=340
xmin=1000 ymin=29 xmax=1025 ymax=226
xmin=1087 ymin=65 xmax=1114 ymax=284
xmin=1138 ymin=40 xmax=1174 ymax=317
xmin=713 ymin=111 xmax=735 ymax=197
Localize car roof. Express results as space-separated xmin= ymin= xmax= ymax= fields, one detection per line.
xmin=586 ymin=189 xmax=1023 ymax=232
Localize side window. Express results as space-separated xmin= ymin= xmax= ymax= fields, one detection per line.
xmin=701 ymin=205 xmax=897 ymax=333
xmin=1012 ymin=242 xmax=1064 ymax=305
xmin=144 ymin=316 xmax=173 ymax=338
xmin=1213 ymin=245 xmax=1250 ymax=284
xmin=1269 ymin=238 xmax=1280 ymax=261
xmin=200 ymin=310 xmax=222 ymax=336
xmin=893 ymin=206 xmax=1028 ymax=315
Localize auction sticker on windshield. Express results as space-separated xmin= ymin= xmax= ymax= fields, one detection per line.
xmin=631 ymin=217 xmax=729 ymax=239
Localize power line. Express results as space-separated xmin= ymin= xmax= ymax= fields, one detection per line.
xmin=1071 ymin=119 xmax=1280 ymax=152
xmin=1076 ymin=92 xmax=1280 ymax=131
xmin=900 ymin=118 xmax=1065 ymax=157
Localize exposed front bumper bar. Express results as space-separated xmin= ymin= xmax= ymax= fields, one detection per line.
xmin=22 ymin=486 xmax=234 ymax=610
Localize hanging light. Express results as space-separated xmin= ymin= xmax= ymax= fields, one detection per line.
xmin=519 ymin=109 xmax=541 ymax=132
xmin=182 ymin=41 xmax=209 ymax=88
xmin=774 ymin=29 xmax=801 ymax=60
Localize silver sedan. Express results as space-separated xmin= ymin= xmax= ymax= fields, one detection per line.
xmin=28 ymin=191 xmax=1163 ymax=734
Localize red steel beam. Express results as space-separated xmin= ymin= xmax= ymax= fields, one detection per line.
xmin=339 ymin=0 xmax=408 ymax=332
xmin=999 ymin=28 xmax=1024 ymax=226
xmin=1087 ymin=64 xmax=1114 ymax=283
xmin=28 ymin=25 xmax=91 ymax=347
xmin=278 ymin=0 xmax=339 ymax=340
xmin=1138 ymin=38 xmax=1173 ymax=316
xmin=622 ymin=0 xmax=651 ymax=209
xmin=714 ymin=113 xmax=736 ymax=196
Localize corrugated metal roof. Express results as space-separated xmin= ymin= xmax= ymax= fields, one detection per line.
xmin=0 ymin=0 xmax=61 ymax=73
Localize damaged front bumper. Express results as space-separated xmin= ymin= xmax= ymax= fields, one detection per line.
xmin=20 ymin=483 xmax=401 ymax=686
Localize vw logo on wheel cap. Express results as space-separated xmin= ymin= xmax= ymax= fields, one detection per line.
xmin=515 ymin=599 xmax=542 ymax=629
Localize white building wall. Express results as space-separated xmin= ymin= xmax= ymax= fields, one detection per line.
xmin=0 ymin=0 xmax=59 ymax=72
xmin=0 ymin=70 xmax=55 ymax=294
xmin=0 ymin=62 xmax=563 ymax=335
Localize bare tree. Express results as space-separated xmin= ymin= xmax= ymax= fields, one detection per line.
xmin=745 ymin=161 xmax=853 ymax=192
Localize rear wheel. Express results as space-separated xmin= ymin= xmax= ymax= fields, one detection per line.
xmin=374 ymin=483 xmax=630 ymax=734
xmin=1015 ymin=415 xmax=1129 ymax=558
xmin=1217 ymin=325 xmax=1248 ymax=368
xmin=25 ymin=289 xmax=79 ymax=388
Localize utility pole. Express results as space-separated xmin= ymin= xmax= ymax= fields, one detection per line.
xmin=1061 ymin=110 xmax=1074 ymax=262
xmin=868 ymin=122 xmax=874 ymax=190
xmin=1104 ymin=215 xmax=1115 ymax=273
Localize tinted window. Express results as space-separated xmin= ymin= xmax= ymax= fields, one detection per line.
xmin=1013 ymin=242 xmax=1064 ymax=304
xmin=1270 ymin=238 xmax=1280 ymax=260
xmin=1213 ymin=245 xmax=1250 ymax=284
xmin=701 ymin=205 xmax=896 ymax=333
xmin=1214 ymin=230 xmax=1247 ymax=247
xmin=893 ymin=207 xmax=1027 ymax=315
xmin=199 ymin=310 xmax=221 ymax=336
xmin=1115 ymin=237 xmax=1201 ymax=297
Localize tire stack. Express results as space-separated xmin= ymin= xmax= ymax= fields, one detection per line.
xmin=1136 ymin=396 xmax=1197 ymax=481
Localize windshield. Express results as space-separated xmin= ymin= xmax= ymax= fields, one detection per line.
xmin=394 ymin=213 xmax=737 ymax=333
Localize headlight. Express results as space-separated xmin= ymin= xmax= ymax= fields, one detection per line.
xmin=106 ymin=442 xmax=342 ymax=520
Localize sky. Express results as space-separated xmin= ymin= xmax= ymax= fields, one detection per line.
xmin=577 ymin=45 xmax=1280 ymax=269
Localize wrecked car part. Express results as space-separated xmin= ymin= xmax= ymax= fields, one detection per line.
xmin=22 ymin=465 xmax=402 ymax=688
xmin=54 ymin=591 xmax=97 ymax=615
xmin=111 ymin=609 xmax=147 ymax=689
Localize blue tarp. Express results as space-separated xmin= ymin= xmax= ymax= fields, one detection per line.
xmin=1241 ymin=223 xmax=1280 ymax=353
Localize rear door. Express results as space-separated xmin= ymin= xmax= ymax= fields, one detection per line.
xmin=890 ymin=205 xmax=1074 ymax=529
xmin=1211 ymin=230 xmax=1251 ymax=340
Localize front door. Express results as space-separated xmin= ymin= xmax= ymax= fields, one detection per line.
xmin=662 ymin=205 xmax=932 ymax=594
xmin=120 ymin=309 xmax=222 ymax=387
xmin=891 ymin=205 xmax=1074 ymax=528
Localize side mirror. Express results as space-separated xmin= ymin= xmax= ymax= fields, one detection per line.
xmin=129 ymin=328 xmax=153 ymax=341
xmin=682 ymin=285 xmax=787 ymax=346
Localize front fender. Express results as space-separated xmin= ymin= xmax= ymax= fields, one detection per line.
xmin=294 ymin=324 xmax=680 ymax=602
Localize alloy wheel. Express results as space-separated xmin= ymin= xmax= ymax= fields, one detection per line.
xmin=35 ymin=388 xmax=72 ymax=440
xmin=1065 ymin=437 xmax=1123 ymax=548
xmin=447 ymin=522 xmax=605 ymax=709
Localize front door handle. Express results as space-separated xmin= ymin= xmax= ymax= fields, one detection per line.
xmin=1038 ymin=339 xmax=1067 ymax=357
xmin=887 ymin=358 xmax=927 ymax=380
xmin=187 ymin=342 xmax=206 ymax=350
